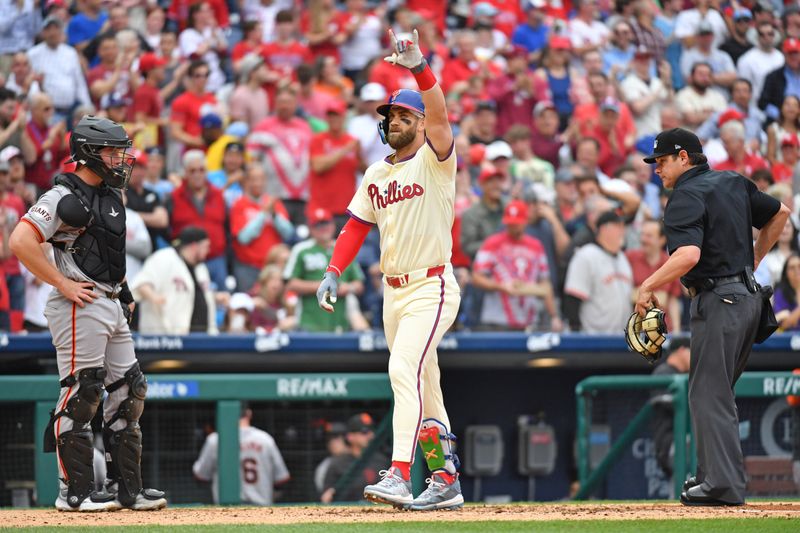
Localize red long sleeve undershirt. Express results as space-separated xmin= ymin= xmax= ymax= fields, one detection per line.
xmin=326 ymin=217 xmax=372 ymax=276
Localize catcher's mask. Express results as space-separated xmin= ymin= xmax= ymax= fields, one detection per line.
xmin=625 ymin=308 xmax=668 ymax=364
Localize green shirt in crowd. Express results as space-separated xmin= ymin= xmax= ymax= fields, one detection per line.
xmin=284 ymin=239 xmax=364 ymax=332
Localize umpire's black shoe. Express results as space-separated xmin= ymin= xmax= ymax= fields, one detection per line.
xmin=682 ymin=476 xmax=700 ymax=492
xmin=680 ymin=486 xmax=744 ymax=507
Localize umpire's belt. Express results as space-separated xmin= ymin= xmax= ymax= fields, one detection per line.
xmin=385 ymin=265 xmax=446 ymax=288
xmin=686 ymin=273 xmax=744 ymax=298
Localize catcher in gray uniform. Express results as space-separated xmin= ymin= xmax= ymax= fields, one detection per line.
xmin=9 ymin=116 xmax=166 ymax=512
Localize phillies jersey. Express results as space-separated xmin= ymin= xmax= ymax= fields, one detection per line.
xmin=346 ymin=140 xmax=456 ymax=275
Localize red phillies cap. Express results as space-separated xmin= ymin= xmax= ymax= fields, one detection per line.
xmin=478 ymin=166 xmax=505 ymax=184
xmin=784 ymin=38 xmax=800 ymax=53
xmin=326 ymin=99 xmax=347 ymax=115
xmin=131 ymin=149 xmax=148 ymax=167
xmin=549 ymin=36 xmax=572 ymax=50
xmin=717 ymin=108 xmax=745 ymax=127
xmin=308 ymin=207 xmax=333 ymax=225
xmin=139 ymin=53 xmax=168 ymax=73
xmin=503 ymin=200 xmax=529 ymax=225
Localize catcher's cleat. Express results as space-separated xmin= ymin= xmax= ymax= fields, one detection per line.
xmin=409 ymin=473 xmax=464 ymax=511
xmin=106 ymin=481 xmax=167 ymax=511
xmin=624 ymin=308 xmax=667 ymax=364
xmin=364 ymin=467 xmax=413 ymax=509
xmin=55 ymin=485 xmax=121 ymax=512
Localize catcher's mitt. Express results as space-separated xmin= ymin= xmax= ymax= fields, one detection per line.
xmin=625 ymin=308 xmax=668 ymax=364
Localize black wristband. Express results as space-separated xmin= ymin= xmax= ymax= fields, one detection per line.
xmin=119 ymin=281 xmax=134 ymax=305
xmin=410 ymin=59 xmax=428 ymax=74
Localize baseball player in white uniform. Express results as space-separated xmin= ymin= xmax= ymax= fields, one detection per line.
xmin=316 ymin=30 xmax=463 ymax=511
xmin=9 ymin=116 xmax=166 ymax=512
xmin=193 ymin=404 xmax=290 ymax=505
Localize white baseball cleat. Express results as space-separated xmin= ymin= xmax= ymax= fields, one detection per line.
xmin=363 ymin=467 xmax=413 ymax=509
xmin=409 ymin=473 xmax=464 ymax=511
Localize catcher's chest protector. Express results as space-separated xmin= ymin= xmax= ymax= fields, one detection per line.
xmin=55 ymin=173 xmax=127 ymax=284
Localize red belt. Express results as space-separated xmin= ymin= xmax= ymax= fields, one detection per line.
xmin=386 ymin=265 xmax=445 ymax=288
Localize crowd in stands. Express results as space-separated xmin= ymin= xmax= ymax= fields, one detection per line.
xmin=3 ymin=0 xmax=800 ymax=336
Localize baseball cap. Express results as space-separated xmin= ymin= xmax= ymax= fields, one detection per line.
xmin=502 ymin=44 xmax=528 ymax=60
xmin=782 ymin=133 xmax=800 ymax=147
xmin=533 ymin=100 xmax=556 ymax=117
xmin=599 ymin=97 xmax=620 ymax=114
xmin=478 ymin=166 xmax=505 ymax=183
xmin=717 ymin=108 xmax=745 ymax=127
xmin=475 ymin=100 xmax=497 ymax=113
xmin=224 ymin=141 xmax=245 ymax=153
xmin=377 ymin=89 xmax=425 ymax=117
xmin=784 ymin=38 xmax=800 ymax=54
xmin=45 ymin=0 xmax=66 ymax=9
xmin=325 ymin=421 xmax=347 ymax=438
xmin=549 ymin=36 xmax=572 ymax=50
xmin=42 ymin=15 xmax=63 ymax=29
xmin=326 ymin=99 xmax=347 ymax=115
xmin=229 ymin=292 xmax=255 ymax=312
xmin=346 ymin=413 xmax=374 ymax=433
xmin=200 ymin=113 xmax=222 ymax=129
xmin=733 ymin=8 xmax=753 ymax=21
xmin=633 ymin=44 xmax=652 ymax=59
xmin=0 ymin=145 xmax=22 ymax=162
xmin=596 ymin=209 xmax=624 ymax=228
xmin=138 ymin=52 xmax=167 ymax=74
xmin=667 ymin=336 xmax=691 ymax=353
xmin=101 ymin=92 xmax=130 ymax=109
xmin=485 ymin=140 xmax=513 ymax=161
xmin=503 ymin=200 xmax=529 ymax=225
xmin=173 ymin=226 xmax=208 ymax=248
xmin=132 ymin=149 xmax=148 ymax=167
xmin=474 ymin=2 xmax=499 ymax=17
xmin=308 ymin=206 xmax=333 ymax=225
xmin=697 ymin=21 xmax=714 ymax=35
xmin=469 ymin=143 xmax=486 ymax=166
xmin=360 ymin=82 xmax=386 ymax=102
xmin=238 ymin=53 xmax=264 ymax=81
xmin=226 ymin=121 xmax=249 ymax=138
xmin=643 ymin=128 xmax=704 ymax=163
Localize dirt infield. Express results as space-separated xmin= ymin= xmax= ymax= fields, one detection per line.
xmin=3 ymin=502 xmax=800 ymax=527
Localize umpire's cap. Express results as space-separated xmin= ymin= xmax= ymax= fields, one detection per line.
xmin=377 ymin=89 xmax=425 ymax=117
xmin=643 ymin=128 xmax=703 ymax=163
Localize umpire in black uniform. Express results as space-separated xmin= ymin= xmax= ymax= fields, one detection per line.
xmin=634 ymin=128 xmax=790 ymax=506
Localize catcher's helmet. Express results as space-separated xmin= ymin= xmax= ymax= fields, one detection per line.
xmin=70 ymin=115 xmax=134 ymax=189
xmin=625 ymin=308 xmax=668 ymax=364
xmin=376 ymin=89 xmax=425 ymax=144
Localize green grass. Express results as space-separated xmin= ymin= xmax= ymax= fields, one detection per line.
xmin=5 ymin=520 xmax=800 ymax=533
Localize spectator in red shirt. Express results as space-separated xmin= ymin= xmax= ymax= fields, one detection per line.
xmin=301 ymin=0 xmax=348 ymax=60
xmin=367 ymin=53 xmax=418 ymax=95
xmin=441 ymin=30 xmax=501 ymax=96
xmin=87 ymin=33 xmax=137 ymax=108
xmin=131 ymin=52 xmax=188 ymax=147
xmin=168 ymin=0 xmax=229 ymax=32
xmin=231 ymin=164 xmax=294 ymax=292
xmin=472 ymin=200 xmax=560 ymax=331
xmin=589 ymin=97 xmax=633 ymax=177
xmin=170 ymin=60 xmax=218 ymax=150
xmin=262 ymin=10 xmax=314 ymax=100
xmin=247 ymin=86 xmax=313 ymax=225
xmin=715 ymin=119 xmax=769 ymax=178
xmin=168 ymin=149 xmax=229 ymax=289
xmin=487 ymin=45 xmax=550 ymax=137
xmin=570 ymin=72 xmax=636 ymax=147
xmin=232 ymin=20 xmax=263 ymax=71
xmin=529 ymin=100 xmax=564 ymax=168
xmin=626 ymin=220 xmax=683 ymax=332
xmin=773 ymin=134 xmax=800 ymax=184
xmin=309 ymin=100 xmax=362 ymax=230
xmin=21 ymin=93 xmax=67 ymax=192
xmin=0 ymin=158 xmax=25 ymax=331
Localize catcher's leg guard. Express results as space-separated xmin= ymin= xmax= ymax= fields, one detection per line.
xmin=103 ymin=363 xmax=147 ymax=507
xmin=44 ymin=367 xmax=106 ymax=509
xmin=418 ymin=418 xmax=459 ymax=474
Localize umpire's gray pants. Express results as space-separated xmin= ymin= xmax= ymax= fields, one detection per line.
xmin=44 ymin=291 xmax=138 ymax=480
xmin=689 ymin=280 xmax=761 ymax=504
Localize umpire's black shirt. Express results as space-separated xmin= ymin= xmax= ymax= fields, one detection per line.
xmin=663 ymin=163 xmax=781 ymax=286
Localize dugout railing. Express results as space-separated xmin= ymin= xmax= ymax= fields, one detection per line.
xmin=574 ymin=372 xmax=800 ymax=500
xmin=0 ymin=373 xmax=406 ymax=506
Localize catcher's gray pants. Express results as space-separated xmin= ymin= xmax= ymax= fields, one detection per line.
xmin=44 ymin=291 xmax=138 ymax=479
xmin=688 ymin=280 xmax=761 ymax=504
